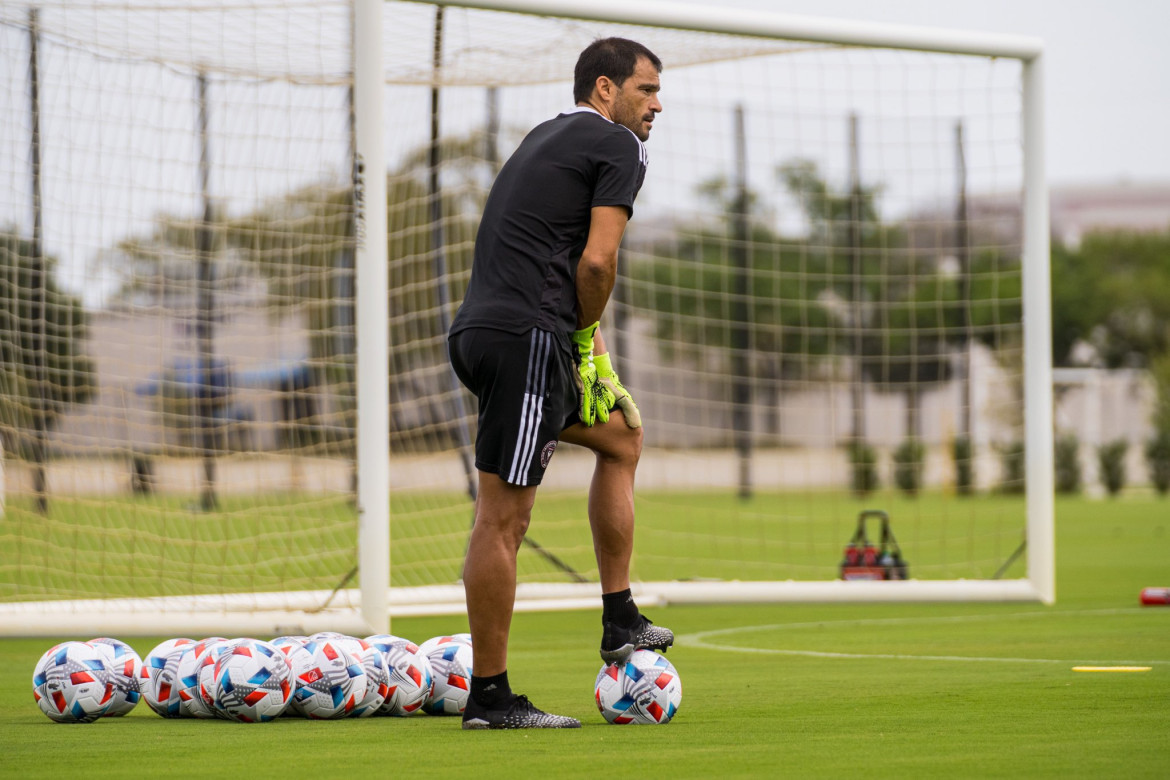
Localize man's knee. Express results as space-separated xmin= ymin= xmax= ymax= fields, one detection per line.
xmin=472 ymin=505 xmax=533 ymax=553
xmin=560 ymin=417 xmax=643 ymax=464
xmin=599 ymin=420 xmax=643 ymax=465
xmin=626 ymin=423 xmax=644 ymax=460
xmin=474 ymin=471 xmax=536 ymax=539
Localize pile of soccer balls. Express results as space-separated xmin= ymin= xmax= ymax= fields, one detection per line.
xmin=33 ymin=631 xmax=681 ymax=725
xmin=31 ymin=632 xmax=467 ymax=724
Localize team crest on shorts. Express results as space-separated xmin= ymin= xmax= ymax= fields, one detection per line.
xmin=540 ymin=440 xmax=557 ymax=469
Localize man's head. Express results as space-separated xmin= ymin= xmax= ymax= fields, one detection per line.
xmin=574 ymin=37 xmax=662 ymax=142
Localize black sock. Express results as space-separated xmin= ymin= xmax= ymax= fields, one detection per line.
xmin=602 ymin=588 xmax=639 ymax=627
xmin=470 ymin=671 xmax=512 ymax=708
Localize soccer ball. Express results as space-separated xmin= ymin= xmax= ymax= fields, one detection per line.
xmin=212 ymin=639 xmax=293 ymax=723
xmin=365 ymin=634 xmax=433 ymax=716
xmin=332 ymin=636 xmax=389 ymax=717
xmin=87 ymin=637 xmax=142 ymax=717
xmin=32 ymin=641 xmax=114 ymax=723
xmin=140 ymin=637 xmax=195 ymax=717
xmin=422 ymin=636 xmax=473 ymax=715
xmin=594 ymin=650 xmax=682 ymax=725
xmin=175 ymin=638 xmax=227 ymax=719
xmin=192 ymin=638 xmax=233 ymax=719
xmin=269 ymin=636 xmax=316 ymax=717
xmin=288 ymin=637 xmax=368 ymax=719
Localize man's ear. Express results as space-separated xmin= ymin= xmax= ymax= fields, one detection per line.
xmin=594 ymin=75 xmax=614 ymax=102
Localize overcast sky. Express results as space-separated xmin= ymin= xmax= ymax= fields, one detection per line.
xmin=5 ymin=0 xmax=1164 ymax=307
xmin=675 ymin=0 xmax=1170 ymax=188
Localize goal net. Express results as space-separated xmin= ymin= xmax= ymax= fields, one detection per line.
xmin=0 ymin=0 xmax=1052 ymax=636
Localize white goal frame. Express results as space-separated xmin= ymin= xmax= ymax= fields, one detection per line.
xmin=0 ymin=0 xmax=1052 ymax=638
xmin=358 ymin=0 xmax=1054 ymax=612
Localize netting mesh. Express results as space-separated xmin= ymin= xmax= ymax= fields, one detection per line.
xmin=1 ymin=2 xmax=359 ymax=611
xmin=0 ymin=0 xmax=1032 ymax=625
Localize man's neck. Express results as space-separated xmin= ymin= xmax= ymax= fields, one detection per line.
xmin=574 ymin=101 xmax=612 ymax=122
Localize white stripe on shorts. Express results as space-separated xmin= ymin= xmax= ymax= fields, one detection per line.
xmin=507 ymin=329 xmax=551 ymax=485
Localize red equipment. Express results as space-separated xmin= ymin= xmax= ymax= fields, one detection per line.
xmin=840 ymin=510 xmax=909 ymax=581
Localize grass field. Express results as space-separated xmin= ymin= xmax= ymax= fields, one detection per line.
xmin=4 ymin=494 xmax=1168 ymax=778
xmin=1 ymin=487 xmax=1035 ymax=600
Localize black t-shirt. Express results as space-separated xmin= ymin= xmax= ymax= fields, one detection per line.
xmin=449 ymin=109 xmax=647 ymax=348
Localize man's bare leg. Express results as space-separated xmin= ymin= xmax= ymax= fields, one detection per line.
xmin=460 ymin=470 xmax=581 ymax=729
xmin=561 ymin=409 xmax=642 ymax=592
xmin=463 ymin=470 xmax=537 ymax=677
xmin=561 ymin=411 xmax=672 ymax=664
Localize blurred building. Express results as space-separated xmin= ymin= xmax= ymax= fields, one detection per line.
xmin=1048 ymin=181 xmax=1170 ymax=246
xmin=49 ymin=260 xmax=323 ymax=457
xmin=920 ymin=179 xmax=1170 ymax=249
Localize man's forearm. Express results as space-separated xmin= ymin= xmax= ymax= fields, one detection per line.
xmin=576 ymin=250 xmax=616 ymax=328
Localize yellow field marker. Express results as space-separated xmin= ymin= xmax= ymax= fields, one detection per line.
xmin=1072 ymin=666 xmax=1152 ymax=673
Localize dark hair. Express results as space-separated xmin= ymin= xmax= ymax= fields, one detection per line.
xmin=573 ymin=37 xmax=662 ymax=104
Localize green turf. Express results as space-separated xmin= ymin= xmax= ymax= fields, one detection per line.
xmin=1 ymin=488 xmax=1033 ymax=600
xmin=3 ymin=495 xmax=1169 ymax=778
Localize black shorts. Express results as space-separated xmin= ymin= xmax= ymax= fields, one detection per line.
xmin=449 ymin=327 xmax=579 ymax=486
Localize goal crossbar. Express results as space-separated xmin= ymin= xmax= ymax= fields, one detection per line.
xmin=430 ymin=0 xmax=1045 ymax=60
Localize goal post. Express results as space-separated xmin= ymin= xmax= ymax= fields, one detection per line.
xmin=0 ymin=0 xmax=1052 ymax=638
xmin=353 ymin=0 xmax=391 ymax=637
xmin=1021 ymin=56 xmax=1055 ymax=605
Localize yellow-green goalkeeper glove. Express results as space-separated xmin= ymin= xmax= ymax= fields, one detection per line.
xmin=570 ymin=322 xmax=614 ymax=427
xmin=594 ymin=352 xmax=642 ymax=429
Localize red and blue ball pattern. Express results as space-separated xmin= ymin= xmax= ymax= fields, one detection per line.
xmin=288 ymin=638 xmax=368 ymax=719
xmin=32 ymin=641 xmax=115 ymax=723
xmin=140 ymin=638 xmax=195 ymax=718
xmin=212 ymin=639 xmax=293 ymax=723
xmin=87 ymin=637 xmax=142 ymax=717
xmin=422 ymin=637 xmax=473 ymax=715
xmin=332 ymin=636 xmax=390 ymax=717
xmin=365 ymin=634 xmax=433 ymax=716
xmin=177 ymin=637 xmax=229 ymax=719
xmin=594 ymin=650 xmax=682 ymax=725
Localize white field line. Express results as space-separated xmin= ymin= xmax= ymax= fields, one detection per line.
xmin=679 ymin=608 xmax=1168 ymax=666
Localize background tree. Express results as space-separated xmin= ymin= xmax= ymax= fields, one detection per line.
xmin=630 ymin=172 xmax=837 ymax=441
xmin=775 ymin=158 xmax=884 ymax=251
xmin=1051 ymin=228 xmax=1170 ymax=494
xmin=1145 ymin=352 xmax=1170 ymax=496
xmin=1051 ymin=228 xmax=1170 ymax=369
xmin=98 ymin=132 xmax=494 ymax=452
xmin=636 ymin=172 xmax=837 ymax=365
xmin=0 ymin=228 xmax=95 ymax=456
xmin=226 ymin=132 xmax=491 ymax=451
xmin=630 ymin=156 xmax=1027 ymax=499
xmin=631 ymin=159 xmax=1019 ymax=442
xmin=780 ymin=161 xmax=1025 ymax=440
xmin=776 ymin=160 xmax=958 ymax=442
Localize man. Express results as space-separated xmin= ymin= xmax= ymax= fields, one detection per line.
xmin=448 ymin=37 xmax=672 ymax=730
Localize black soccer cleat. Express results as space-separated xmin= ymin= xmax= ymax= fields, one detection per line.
xmin=600 ymin=615 xmax=675 ymax=666
xmin=461 ymin=693 xmax=581 ymax=730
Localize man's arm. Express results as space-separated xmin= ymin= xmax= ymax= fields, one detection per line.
xmin=576 ymin=205 xmax=629 ymax=328
xmin=571 ymin=205 xmax=642 ymax=427
xmin=570 ymin=205 xmax=629 ymax=426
